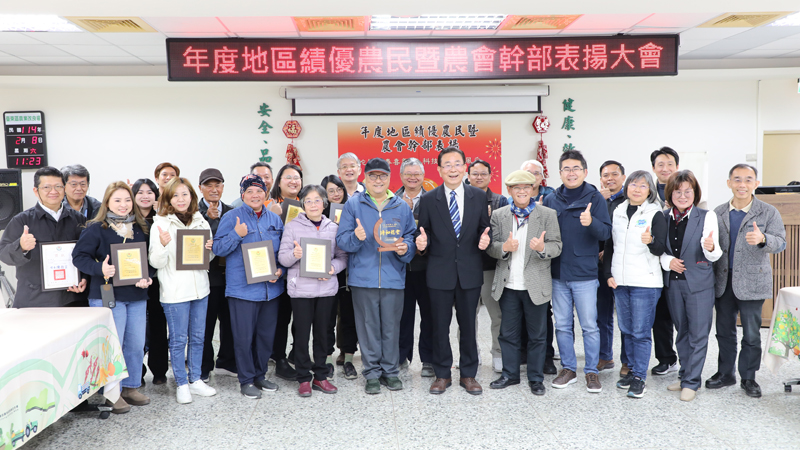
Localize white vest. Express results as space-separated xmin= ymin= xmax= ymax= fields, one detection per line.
xmin=610 ymin=200 xmax=663 ymax=288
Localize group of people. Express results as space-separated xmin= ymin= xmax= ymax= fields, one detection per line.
xmin=0 ymin=145 xmax=785 ymax=413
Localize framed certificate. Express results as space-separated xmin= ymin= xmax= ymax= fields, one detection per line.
xmin=110 ymin=242 xmax=148 ymax=286
xmin=299 ymin=238 xmax=332 ymax=278
xmin=175 ymin=229 xmax=211 ymax=270
xmin=280 ymin=199 xmax=303 ymax=225
xmin=241 ymin=240 xmax=279 ymax=283
xmin=328 ymin=203 xmax=344 ymax=224
xmin=39 ymin=241 xmax=80 ymax=291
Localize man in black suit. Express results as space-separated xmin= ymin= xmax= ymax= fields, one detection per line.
xmin=416 ymin=147 xmax=491 ymax=395
xmin=197 ymin=168 xmax=237 ymax=382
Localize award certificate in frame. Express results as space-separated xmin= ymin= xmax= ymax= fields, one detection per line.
xmin=241 ymin=240 xmax=279 ymax=283
xmin=110 ymin=241 xmax=148 ymax=286
xmin=280 ymin=199 xmax=303 ymax=225
xmin=40 ymin=241 xmax=80 ymax=291
xmin=328 ymin=203 xmax=344 ymax=224
xmin=175 ymin=229 xmax=211 ymax=270
xmin=374 ymin=217 xmax=404 ymax=252
xmin=299 ymin=238 xmax=332 ymax=278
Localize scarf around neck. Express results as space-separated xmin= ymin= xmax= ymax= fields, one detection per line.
xmin=107 ymin=212 xmax=136 ymax=240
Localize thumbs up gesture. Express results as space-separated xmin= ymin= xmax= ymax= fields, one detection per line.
xmin=530 ymin=230 xmax=546 ymax=252
xmin=703 ymin=230 xmax=715 ymax=252
xmin=354 ymin=218 xmax=367 ymax=241
xmin=478 ymin=227 xmax=491 ymax=250
xmin=641 ymin=226 xmax=653 ymax=245
xmin=20 ymin=225 xmax=36 ymax=251
xmin=102 ymin=255 xmax=116 ymax=278
xmin=157 ymin=226 xmax=172 ymax=246
xmin=746 ymin=221 xmax=764 ymax=246
xmin=293 ymin=240 xmax=303 ymax=259
xmin=536 ymin=196 xmax=544 ymax=207
xmin=502 ymin=231 xmax=519 ymax=253
xmin=599 ymin=185 xmax=612 ymax=200
xmin=580 ymin=203 xmax=593 ymax=227
xmin=416 ymin=227 xmax=428 ymax=252
xmin=234 ymin=216 xmax=248 ymax=237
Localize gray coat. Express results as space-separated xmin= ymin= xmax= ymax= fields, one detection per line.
xmin=712 ymin=197 xmax=786 ymax=300
xmin=485 ymin=204 xmax=562 ymax=305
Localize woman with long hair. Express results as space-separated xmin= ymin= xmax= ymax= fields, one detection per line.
xmin=149 ymin=177 xmax=216 ymax=404
xmin=72 ymin=181 xmax=153 ymax=414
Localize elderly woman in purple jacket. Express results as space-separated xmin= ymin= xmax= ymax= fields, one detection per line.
xmin=278 ymin=185 xmax=348 ymax=397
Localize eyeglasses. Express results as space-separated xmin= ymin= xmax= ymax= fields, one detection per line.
xmin=510 ymin=185 xmax=533 ymax=192
xmin=528 ymin=171 xmax=543 ymax=177
xmin=327 ymin=187 xmax=343 ymax=195
xmin=673 ymin=189 xmax=694 ymax=198
xmin=628 ymin=183 xmax=649 ymax=191
xmin=402 ymin=172 xmax=423 ymax=178
xmin=441 ymin=163 xmax=464 ymax=170
xmin=282 ymin=176 xmax=302 ymax=181
xmin=560 ymin=166 xmax=584 ymax=174
xmin=368 ymin=173 xmax=389 ymax=181
xmin=38 ymin=184 xmax=64 ymax=192
xmin=470 ymin=172 xmax=490 ymax=178
xmin=339 ymin=164 xmax=359 ymax=170
xmin=67 ymin=181 xmax=88 ymax=189
xmin=601 ymin=172 xmax=621 ymax=178
xmin=730 ymin=177 xmax=756 ymax=185
xmin=304 ymin=199 xmax=323 ymax=206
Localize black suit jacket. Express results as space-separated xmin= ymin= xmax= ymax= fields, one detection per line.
xmin=418 ymin=184 xmax=490 ymax=291
xmin=199 ymin=199 xmax=233 ymax=287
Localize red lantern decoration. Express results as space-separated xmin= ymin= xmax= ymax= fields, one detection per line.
xmin=286 ymin=143 xmax=301 ymax=169
xmin=532 ymin=116 xmax=550 ymax=186
xmin=532 ymin=115 xmax=550 ymax=134
xmin=282 ymin=120 xmax=302 ymax=139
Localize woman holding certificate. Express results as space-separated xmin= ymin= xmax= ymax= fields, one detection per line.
xmin=278 ymin=185 xmax=348 ymax=397
xmin=149 ymin=177 xmax=217 ymax=405
xmin=213 ymin=174 xmax=285 ymax=400
xmin=72 ymin=181 xmax=153 ymax=414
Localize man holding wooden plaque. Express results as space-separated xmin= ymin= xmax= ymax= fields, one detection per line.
xmin=336 ymin=158 xmax=416 ymax=395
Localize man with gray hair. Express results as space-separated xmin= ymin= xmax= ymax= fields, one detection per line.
xmin=60 ymin=164 xmax=101 ymax=219
xmin=337 ymin=153 xmax=365 ymax=197
xmin=519 ymin=160 xmax=554 ymax=203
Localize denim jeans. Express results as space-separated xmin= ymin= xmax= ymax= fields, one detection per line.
xmin=614 ymin=286 xmax=661 ymax=380
xmin=161 ymin=297 xmax=208 ymax=386
xmin=89 ymin=299 xmax=147 ymax=388
xmin=552 ymin=279 xmax=600 ymax=374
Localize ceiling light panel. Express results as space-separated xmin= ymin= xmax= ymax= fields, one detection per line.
xmin=768 ymin=11 xmax=800 ymax=27
xmin=0 ymin=15 xmax=82 ymax=32
xmin=370 ymin=15 xmax=506 ymax=31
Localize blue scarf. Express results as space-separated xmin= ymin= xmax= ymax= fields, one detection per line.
xmin=509 ymin=198 xmax=536 ymax=229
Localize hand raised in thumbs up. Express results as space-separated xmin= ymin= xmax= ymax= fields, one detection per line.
xmin=502 ymin=231 xmax=519 ymax=253
xmin=416 ymin=227 xmax=428 ymax=252
xmin=354 ymin=218 xmax=366 ymax=241
xmin=20 ymin=225 xmax=36 ymax=251
xmin=102 ymin=255 xmax=116 ymax=278
xmin=703 ymin=230 xmax=715 ymax=252
xmin=293 ymin=240 xmax=303 ymax=259
xmin=234 ymin=216 xmax=248 ymax=237
xmin=641 ymin=226 xmax=653 ymax=245
xmin=478 ymin=227 xmax=491 ymax=250
xmin=746 ymin=221 xmax=765 ymax=246
xmin=157 ymin=226 xmax=172 ymax=246
xmin=530 ymin=230 xmax=546 ymax=252
xmin=580 ymin=203 xmax=593 ymax=227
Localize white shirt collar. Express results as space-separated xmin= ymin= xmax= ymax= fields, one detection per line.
xmin=38 ymin=201 xmax=63 ymax=221
xmin=444 ymin=183 xmax=464 ymax=198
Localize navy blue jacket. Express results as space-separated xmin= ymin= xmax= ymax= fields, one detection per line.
xmin=543 ymin=182 xmax=612 ymax=281
xmin=72 ymin=221 xmax=152 ymax=302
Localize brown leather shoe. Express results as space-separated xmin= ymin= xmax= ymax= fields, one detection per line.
xmin=459 ymin=377 xmax=483 ymax=395
xmin=597 ymin=359 xmax=615 ymax=371
xmin=619 ymin=363 xmax=630 ymax=377
xmin=429 ymin=378 xmax=452 ymax=394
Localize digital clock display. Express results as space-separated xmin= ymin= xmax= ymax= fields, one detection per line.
xmin=4 ymin=111 xmax=48 ymax=169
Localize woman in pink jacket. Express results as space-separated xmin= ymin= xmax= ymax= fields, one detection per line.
xmin=278 ymin=185 xmax=348 ymax=397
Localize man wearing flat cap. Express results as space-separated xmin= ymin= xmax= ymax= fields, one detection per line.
xmin=485 ymin=170 xmax=562 ymax=396
xmin=198 ymin=168 xmax=237 ymax=381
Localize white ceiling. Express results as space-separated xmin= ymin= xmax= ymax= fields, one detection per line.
xmin=1 ymin=4 xmax=799 ymax=74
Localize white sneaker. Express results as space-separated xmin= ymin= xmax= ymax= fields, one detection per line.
xmin=189 ymin=380 xmax=217 ymax=397
xmin=176 ymin=385 xmax=192 ymax=404
xmin=492 ymin=357 xmax=503 ymax=373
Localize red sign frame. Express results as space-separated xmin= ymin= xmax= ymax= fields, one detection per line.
xmin=166 ymin=35 xmax=679 ymax=82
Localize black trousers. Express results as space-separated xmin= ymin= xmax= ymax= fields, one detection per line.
xmin=229 ymin=297 xmax=279 ymax=386
xmin=652 ymin=288 xmax=678 ymax=365
xmin=201 ymin=285 xmax=236 ymax=374
xmin=430 ymin=284 xmax=481 ymax=379
xmin=292 ymin=296 xmax=335 ymax=383
xmin=498 ymin=289 xmax=548 ymax=382
xmin=271 ymin=292 xmax=294 ymax=361
xmin=145 ymin=278 xmax=169 ymax=378
xmin=546 ymin=303 xmax=554 ymax=360
xmin=326 ymin=283 xmax=359 ymax=354
xmin=715 ymin=274 xmax=765 ymax=380
xmin=399 ymin=269 xmax=433 ymax=364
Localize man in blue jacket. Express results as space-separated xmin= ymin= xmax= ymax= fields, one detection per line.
xmin=543 ymin=150 xmax=612 ymax=393
xmin=336 ymin=158 xmax=417 ymax=395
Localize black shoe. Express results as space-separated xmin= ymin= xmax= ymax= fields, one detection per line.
xmin=741 ymin=379 xmax=762 ymax=398
xmin=152 ymin=376 xmax=167 ymax=386
xmin=275 ymin=358 xmax=298 ymax=381
xmin=489 ymin=376 xmax=520 ymax=389
xmin=705 ymin=372 xmax=736 ymax=389
xmin=651 ymin=361 xmax=678 ymax=376
xmin=200 ymin=372 xmax=210 ymax=383
xmin=627 ymin=377 xmax=646 ymax=398
xmin=529 ymin=380 xmax=546 ymax=396
xmin=343 ymin=361 xmax=358 ymax=380
xmin=543 ymin=358 xmax=557 ymax=375
xmin=326 ymin=363 xmax=335 ymax=379
xmin=616 ymin=372 xmax=634 ymax=389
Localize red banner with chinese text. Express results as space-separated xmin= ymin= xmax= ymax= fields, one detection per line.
xmin=337 ymin=120 xmax=502 ymax=193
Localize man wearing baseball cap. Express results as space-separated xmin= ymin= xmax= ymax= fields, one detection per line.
xmin=485 ymin=170 xmax=562 ymax=396
xmin=197 ymin=169 xmax=238 ymax=382
xmin=336 ymin=158 xmax=417 ymax=394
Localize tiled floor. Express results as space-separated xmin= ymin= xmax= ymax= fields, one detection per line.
xmin=23 ymin=307 xmax=800 ymax=450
